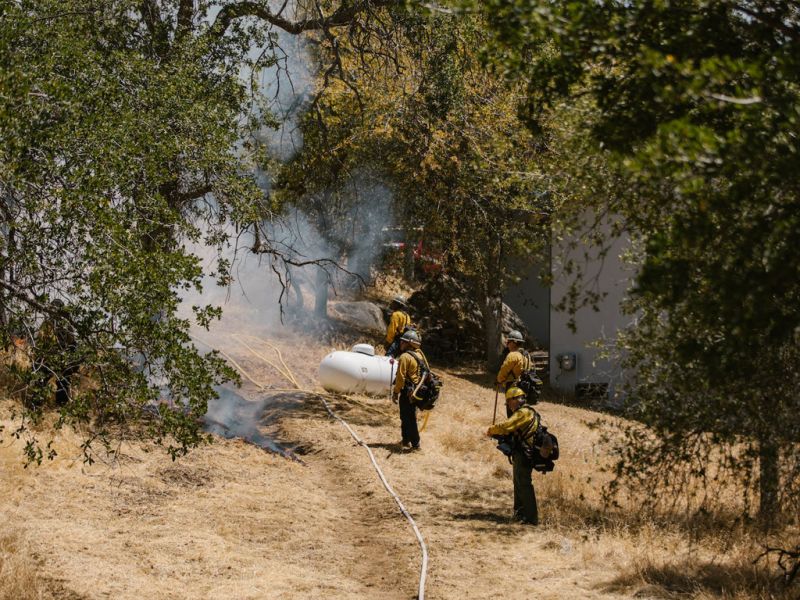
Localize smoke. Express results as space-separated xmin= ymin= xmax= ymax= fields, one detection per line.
xmin=204 ymin=385 xmax=303 ymax=461
xmin=247 ymin=2 xmax=315 ymax=163
xmin=181 ymin=174 xmax=395 ymax=333
xmin=180 ymin=4 xmax=398 ymax=453
xmin=339 ymin=174 xmax=396 ymax=281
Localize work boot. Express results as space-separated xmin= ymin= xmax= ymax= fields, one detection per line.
xmin=410 ymin=443 xmax=421 ymax=452
xmin=512 ymin=513 xmax=538 ymax=526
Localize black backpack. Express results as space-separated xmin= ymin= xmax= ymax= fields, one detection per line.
xmin=516 ymin=350 xmax=544 ymax=405
xmin=517 ymin=409 xmax=559 ymax=473
xmin=407 ymin=351 xmax=442 ymax=411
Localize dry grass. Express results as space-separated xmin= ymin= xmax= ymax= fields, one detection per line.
xmin=0 ymin=323 xmax=797 ymax=599
xmin=0 ymin=529 xmax=47 ymax=600
xmin=605 ymin=540 xmax=789 ymax=600
xmin=0 ymin=528 xmax=82 ymax=600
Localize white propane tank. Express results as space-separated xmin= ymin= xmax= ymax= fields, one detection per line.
xmin=318 ymin=343 xmax=396 ymax=395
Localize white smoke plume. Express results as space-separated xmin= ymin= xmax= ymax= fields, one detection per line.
xmin=179 ymin=5 xmax=398 ymax=454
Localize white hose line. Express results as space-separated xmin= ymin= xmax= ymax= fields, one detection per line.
xmin=315 ymin=393 xmax=429 ymax=600
xmin=193 ymin=333 xmax=430 ymax=599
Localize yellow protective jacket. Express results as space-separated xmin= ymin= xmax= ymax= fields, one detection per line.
xmin=385 ymin=310 xmax=412 ymax=345
xmin=496 ymin=350 xmax=532 ymax=386
xmin=487 ymin=406 xmax=539 ymax=447
xmin=392 ymin=349 xmax=429 ymax=396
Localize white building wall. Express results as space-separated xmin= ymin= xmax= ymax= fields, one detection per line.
xmin=504 ymin=254 xmax=551 ymax=350
xmin=549 ymin=216 xmax=635 ymax=400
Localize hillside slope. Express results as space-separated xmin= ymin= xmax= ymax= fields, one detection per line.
xmin=0 ymin=328 xmax=787 ymax=599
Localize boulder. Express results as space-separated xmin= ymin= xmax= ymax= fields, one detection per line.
xmin=406 ymin=275 xmax=530 ymax=360
xmin=328 ymin=301 xmax=386 ymax=334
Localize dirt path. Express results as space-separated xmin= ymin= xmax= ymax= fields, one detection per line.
xmin=226 ymin=334 xmax=633 ymax=600
xmin=1 ymin=332 xmax=639 ymax=599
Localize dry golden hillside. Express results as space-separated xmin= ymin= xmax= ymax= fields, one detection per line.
xmin=0 ymin=325 xmax=795 ymax=600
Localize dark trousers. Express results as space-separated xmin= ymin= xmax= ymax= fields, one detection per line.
xmin=399 ymin=392 xmax=420 ymax=446
xmin=512 ymin=449 xmax=538 ymax=524
xmin=501 ymin=382 xmax=514 ymax=417
xmin=32 ymin=361 xmax=77 ymax=407
xmin=386 ymin=338 xmax=401 ymax=358
xmin=54 ymin=364 xmax=79 ymax=406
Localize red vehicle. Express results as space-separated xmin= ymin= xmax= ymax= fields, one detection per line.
xmin=380 ymin=227 xmax=443 ymax=276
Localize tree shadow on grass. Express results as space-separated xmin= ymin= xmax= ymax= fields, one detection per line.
xmin=324 ymin=396 xmax=393 ymax=428
xmin=452 ymin=511 xmax=510 ymax=524
xmin=599 ymin=557 xmax=788 ymax=599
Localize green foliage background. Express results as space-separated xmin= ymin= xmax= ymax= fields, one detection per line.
xmin=0 ymin=0 xmax=285 ymax=461
xmin=468 ymin=0 xmax=800 ymax=519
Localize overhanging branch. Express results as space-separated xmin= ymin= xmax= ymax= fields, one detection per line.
xmin=207 ymin=0 xmax=399 ymax=38
xmin=175 ymin=0 xmax=195 ymax=40
xmin=0 ymin=279 xmax=80 ymax=331
xmin=175 ymin=184 xmax=213 ymax=205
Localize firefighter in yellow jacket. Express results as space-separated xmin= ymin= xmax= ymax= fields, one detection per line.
xmin=486 ymin=386 xmax=540 ymax=525
xmin=496 ymin=330 xmax=531 ymax=390
xmin=391 ymin=329 xmax=427 ymax=450
xmin=384 ymin=296 xmax=412 ymax=358
xmin=496 ymin=330 xmax=535 ymax=416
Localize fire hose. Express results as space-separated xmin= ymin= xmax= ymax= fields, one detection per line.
xmin=194 ymin=333 xmax=430 ymax=600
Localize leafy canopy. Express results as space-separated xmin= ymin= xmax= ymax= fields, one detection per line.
xmin=471 ymin=0 xmax=800 ymax=517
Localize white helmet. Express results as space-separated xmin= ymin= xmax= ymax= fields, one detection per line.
xmin=506 ymin=330 xmax=524 ymax=344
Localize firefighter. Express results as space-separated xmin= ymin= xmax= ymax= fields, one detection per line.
xmin=496 ymin=330 xmax=535 ymax=415
xmin=34 ymin=299 xmax=78 ymax=407
xmin=496 ymin=330 xmax=530 ymax=389
xmin=384 ymin=295 xmax=413 ymax=358
xmin=486 ymin=386 xmax=539 ymax=525
xmin=391 ymin=329 xmax=427 ymax=450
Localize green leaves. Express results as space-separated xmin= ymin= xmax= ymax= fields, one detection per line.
xmin=0 ymin=0 xmax=271 ymax=463
xmin=470 ymin=0 xmax=800 ymax=517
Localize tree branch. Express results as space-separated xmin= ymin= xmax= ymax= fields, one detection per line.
xmin=207 ymin=0 xmax=399 ymax=38
xmin=140 ymin=0 xmax=163 ymax=39
xmin=730 ymin=2 xmax=800 ymax=42
xmin=175 ymin=0 xmax=195 ymax=41
xmin=139 ymin=0 xmax=169 ymax=57
xmin=175 ymin=184 xmax=213 ymax=205
xmin=0 ymin=279 xmax=76 ymax=327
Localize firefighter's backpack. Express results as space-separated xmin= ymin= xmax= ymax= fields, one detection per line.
xmin=516 ymin=351 xmax=544 ymax=405
xmin=407 ymin=351 xmax=442 ymax=411
xmin=519 ymin=409 xmax=559 ymax=473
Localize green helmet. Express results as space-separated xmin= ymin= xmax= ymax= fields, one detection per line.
xmin=400 ymin=329 xmax=421 ymax=346
xmin=506 ymin=330 xmax=524 ymax=344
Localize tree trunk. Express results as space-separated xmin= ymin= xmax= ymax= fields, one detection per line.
xmin=758 ymin=436 xmax=780 ymax=527
xmin=314 ymin=266 xmax=329 ymax=319
xmin=403 ymin=239 xmax=415 ymax=281
xmin=0 ymin=224 xmax=14 ymax=335
xmin=290 ymin=276 xmax=304 ymax=316
xmin=481 ymin=231 xmax=505 ymax=372
xmin=482 ymin=292 xmax=504 ymax=372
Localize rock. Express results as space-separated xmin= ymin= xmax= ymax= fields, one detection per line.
xmin=405 ymin=275 xmax=531 ymax=360
xmin=502 ymin=302 xmax=529 ymax=337
xmin=328 ymin=301 xmax=386 ymax=333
